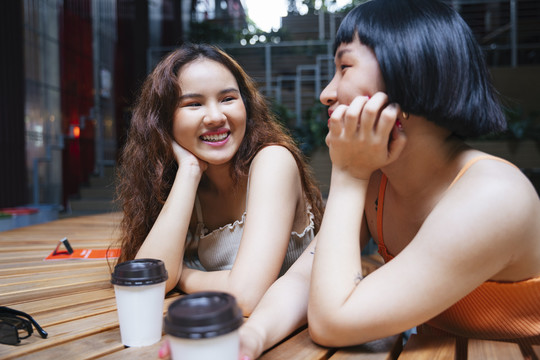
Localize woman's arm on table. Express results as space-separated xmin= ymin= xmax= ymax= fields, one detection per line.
xmin=158 ymin=239 xmax=315 ymax=360
xmin=309 ymin=107 xmax=538 ymax=347
xmin=179 ymin=146 xmax=305 ymax=315
xmin=239 ymin=237 xmax=316 ymax=359
xmin=136 ymin=142 xmax=205 ymax=293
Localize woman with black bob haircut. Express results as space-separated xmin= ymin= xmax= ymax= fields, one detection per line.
xmin=335 ymin=0 xmax=506 ymax=137
xmin=219 ymin=1 xmax=540 ymax=359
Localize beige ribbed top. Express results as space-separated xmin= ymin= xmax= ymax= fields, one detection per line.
xmin=184 ymin=195 xmax=315 ymax=277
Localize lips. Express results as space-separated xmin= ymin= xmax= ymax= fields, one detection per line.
xmin=328 ymin=109 xmax=334 ymax=117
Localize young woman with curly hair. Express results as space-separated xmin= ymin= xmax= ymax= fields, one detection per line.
xmin=115 ymin=43 xmax=323 ymax=315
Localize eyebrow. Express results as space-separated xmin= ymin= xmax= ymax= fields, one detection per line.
xmin=335 ymin=48 xmax=353 ymax=61
xmin=179 ymin=88 xmax=240 ymax=101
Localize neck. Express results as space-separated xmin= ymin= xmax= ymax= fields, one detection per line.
xmin=382 ymin=119 xmax=468 ymax=199
xmin=201 ymin=163 xmax=242 ymax=196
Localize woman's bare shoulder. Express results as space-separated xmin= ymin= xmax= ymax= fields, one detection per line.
xmin=251 ymin=145 xmax=298 ymax=172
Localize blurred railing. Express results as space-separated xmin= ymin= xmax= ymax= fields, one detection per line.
xmin=148 ymin=1 xmax=538 ymax=132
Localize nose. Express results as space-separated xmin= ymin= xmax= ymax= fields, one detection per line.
xmin=320 ymin=76 xmax=337 ymax=106
xmin=203 ymin=102 xmax=226 ymax=126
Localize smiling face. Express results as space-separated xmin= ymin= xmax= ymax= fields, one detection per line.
xmin=320 ymin=37 xmax=385 ymax=113
xmin=172 ymin=58 xmax=247 ymax=166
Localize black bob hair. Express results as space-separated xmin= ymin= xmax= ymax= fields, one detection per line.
xmin=334 ymin=0 xmax=507 ymax=138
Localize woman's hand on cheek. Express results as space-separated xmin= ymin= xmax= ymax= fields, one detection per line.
xmin=326 ymin=93 xmax=406 ymax=179
xmin=171 ymin=140 xmax=208 ymax=174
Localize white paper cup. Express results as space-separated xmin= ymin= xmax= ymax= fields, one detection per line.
xmin=164 ymin=292 xmax=243 ymax=360
xmin=111 ymin=259 xmax=168 ymax=347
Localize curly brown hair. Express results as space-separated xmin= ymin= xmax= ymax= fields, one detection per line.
xmin=115 ymin=43 xmax=324 ymax=264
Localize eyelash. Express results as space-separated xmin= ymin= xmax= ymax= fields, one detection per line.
xmin=183 ymin=96 xmax=235 ymax=107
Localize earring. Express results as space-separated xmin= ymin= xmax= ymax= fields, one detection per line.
xmin=402 ymin=112 xmax=409 ymax=120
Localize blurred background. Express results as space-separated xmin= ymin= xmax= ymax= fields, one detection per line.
xmin=0 ymin=0 xmax=539 ymax=229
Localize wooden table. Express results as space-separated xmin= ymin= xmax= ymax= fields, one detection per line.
xmin=1 ymin=213 xmax=537 ymax=359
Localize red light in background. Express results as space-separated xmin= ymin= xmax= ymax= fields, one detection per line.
xmin=69 ymin=124 xmax=81 ymax=139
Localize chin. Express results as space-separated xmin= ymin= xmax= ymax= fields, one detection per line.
xmin=205 ymin=157 xmax=235 ymax=167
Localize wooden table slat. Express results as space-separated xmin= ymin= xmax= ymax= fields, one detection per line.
xmin=532 ymin=345 xmax=540 ymax=358
xmin=0 ymin=260 xmax=111 ymax=277
xmin=398 ymin=334 xmax=455 ymax=360
xmin=260 ymin=328 xmax=331 ymax=360
xmin=1 ymin=276 xmax=112 ymax=305
xmin=467 ymin=338 xmax=523 ymax=359
xmin=0 ymin=268 xmax=110 ymax=286
xmin=14 ymin=328 xmax=125 ymax=360
xmin=97 ymin=339 xmax=164 ymax=360
xmin=330 ymin=334 xmax=402 ymax=360
xmin=4 ymin=289 xmax=115 ymax=315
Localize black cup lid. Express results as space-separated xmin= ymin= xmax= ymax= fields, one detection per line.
xmin=111 ymin=258 xmax=168 ymax=286
xmin=164 ymin=292 xmax=243 ymax=339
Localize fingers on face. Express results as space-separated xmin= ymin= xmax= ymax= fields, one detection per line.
xmin=327 ymin=93 xmax=400 ymax=139
xmin=328 ymin=104 xmax=348 ymax=125
xmin=378 ymin=103 xmax=400 ymax=138
xmin=343 ymin=96 xmax=369 ymax=134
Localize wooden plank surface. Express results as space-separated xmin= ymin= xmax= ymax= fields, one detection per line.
xmin=398 ymin=334 xmax=455 ymax=360
xmin=0 ymin=295 xmax=180 ymax=360
xmin=14 ymin=328 xmax=125 ymax=360
xmin=533 ymin=345 xmax=540 ymax=358
xmin=467 ymin=338 xmax=523 ymax=359
xmin=0 ymin=214 xmax=532 ymax=359
xmin=331 ymin=335 xmax=402 ymax=360
xmin=260 ymin=328 xmax=331 ymax=360
xmin=98 ymin=339 xmax=164 ymax=360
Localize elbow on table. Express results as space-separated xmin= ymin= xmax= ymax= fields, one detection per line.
xmin=308 ymin=322 xmax=344 ymax=347
xmin=165 ymin=279 xmax=179 ymax=294
xmin=307 ymin=308 xmax=349 ymax=347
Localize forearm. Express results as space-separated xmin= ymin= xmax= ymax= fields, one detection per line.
xmin=310 ymin=167 xmax=367 ymax=314
xmin=241 ymin=271 xmax=310 ymax=357
xmin=180 ymin=267 xmax=270 ymax=316
xmin=136 ymin=167 xmax=201 ymax=292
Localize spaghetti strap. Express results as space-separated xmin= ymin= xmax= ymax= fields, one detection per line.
xmin=376 ymin=155 xmax=517 ymax=262
xmin=447 ymin=155 xmax=517 ymax=190
xmin=195 ymin=195 xmax=204 ymax=223
xmin=377 ymin=174 xmax=393 ymax=261
xmin=245 ymin=163 xmax=253 ymax=209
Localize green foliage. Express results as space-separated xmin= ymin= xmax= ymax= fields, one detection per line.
xmin=189 ymin=21 xmax=242 ymax=44
xmin=271 ymin=100 xmax=328 ymax=156
xmin=288 ymin=0 xmax=367 ymax=15
xmin=479 ymin=106 xmax=540 ymax=141
xmin=270 ymin=101 xmax=296 ymax=128
xmin=336 ymin=0 xmax=369 ymax=13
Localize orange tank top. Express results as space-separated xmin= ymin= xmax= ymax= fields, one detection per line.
xmin=376 ymin=155 xmax=540 ymax=342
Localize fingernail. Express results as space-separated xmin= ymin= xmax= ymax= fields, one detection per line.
xmin=158 ymin=347 xmax=165 ymax=358
xmin=241 ymin=356 xmax=251 ymax=360
xmin=396 ymin=119 xmax=403 ymax=130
